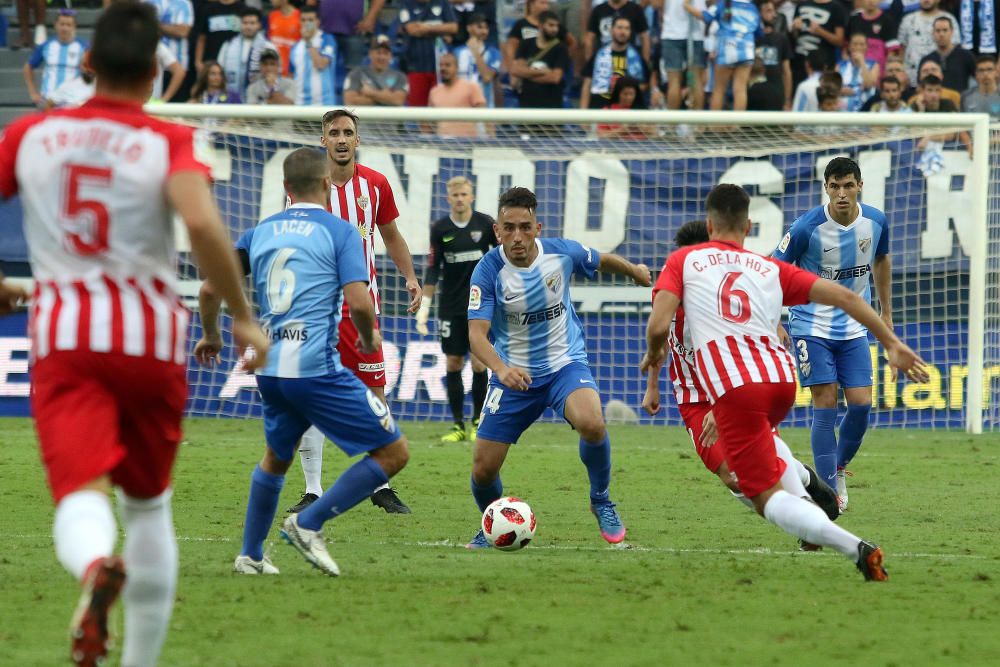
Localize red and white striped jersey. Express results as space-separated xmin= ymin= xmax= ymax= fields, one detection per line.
xmin=0 ymin=96 xmax=210 ymax=364
xmin=654 ymin=240 xmax=818 ymax=403
xmin=667 ymin=307 xmax=710 ymax=405
xmin=330 ymin=163 xmax=399 ymax=314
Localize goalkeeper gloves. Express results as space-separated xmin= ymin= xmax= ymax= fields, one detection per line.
xmin=415 ymin=296 xmax=431 ymax=335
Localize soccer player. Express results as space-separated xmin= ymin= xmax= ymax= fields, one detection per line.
xmin=642 ymin=184 xmax=927 ymax=581
xmin=196 ymin=148 xmax=410 ymax=577
xmin=0 ymin=3 xmax=269 ymax=664
xmin=416 ymin=176 xmax=496 ymax=443
xmin=772 ymin=157 xmax=891 ymax=511
xmin=464 ymin=187 xmax=652 ymax=548
xmin=289 ymin=109 xmax=422 ymax=515
xmin=641 ymin=221 xmax=839 ymax=535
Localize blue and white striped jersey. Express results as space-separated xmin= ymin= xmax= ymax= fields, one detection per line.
xmin=236 ymin=203 xmax=369 ymax=378
xmin=453 ymin=43 xmax=501 ymax=108
xmin=702 ymin=1 xmax=762 ymax=41
xmin=29 ymin=38 xmax=88 ymax=98
xmin=468 ymin=238 xmax=601 ymax=377
xmin=773 ymin=203 xmax=889 ymax=340
xmin=160 ymin=0 xmax=194 ymax=70
xmin=289 ymin=33 xmax=338 ymax=105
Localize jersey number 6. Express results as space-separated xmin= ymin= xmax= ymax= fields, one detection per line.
xmin=267 ymin=248 xmax=297 ymax=315
xmin=717 ymin=271 xmax=751 ymax=324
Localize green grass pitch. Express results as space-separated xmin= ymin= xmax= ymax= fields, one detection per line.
xmin=1 ymin=417 xmax=999 ymax=666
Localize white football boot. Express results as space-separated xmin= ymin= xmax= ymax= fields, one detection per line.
xmin=836 ymin=469 xmax=849 ymax=512
xmin=280 ymin=514 xmax=340 ymax=577
xmin=233 ymin=554 xmax=279 ymax=575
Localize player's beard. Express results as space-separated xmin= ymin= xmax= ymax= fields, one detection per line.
xmin=330 ymin=146 xmax=354 ymax=167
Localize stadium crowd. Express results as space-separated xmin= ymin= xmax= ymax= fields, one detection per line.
xmin=13 ymin=0 xmax=1000 ymax=124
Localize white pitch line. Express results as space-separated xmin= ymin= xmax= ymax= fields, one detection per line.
xmin=6 ymin=533 xmax=986 ymax=560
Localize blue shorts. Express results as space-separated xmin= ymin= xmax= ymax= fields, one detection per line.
xmin=662 ymin=39 xmax=707 ymax=72
xmin=256 ymin=368 xmax=401 ymax=461
xmin=476 ymin=361 xmax=596 ymax=445
xmin=792 ymin=335 xmax=873 ymax=388
xmin=715 ymin=37 xmax=755 ymax=67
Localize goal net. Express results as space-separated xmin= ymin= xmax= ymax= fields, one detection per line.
xmin=149 ymin=105 xmax=994 ymax=432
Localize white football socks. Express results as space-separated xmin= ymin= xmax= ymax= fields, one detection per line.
xmin=762 ymin=490 xmax=860 ymax=559
xmin=53 ymin=489 xmax=116 ymax=580
xmin=118 ymin=489 xmax=178 ymax=667
xmin=299 ymin=426 xmax=325 ymax=496
xmin=772 ymin=436 xmax=809 ymax=498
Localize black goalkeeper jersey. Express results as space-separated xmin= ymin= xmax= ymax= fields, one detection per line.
xmin=424 ymin=211 xmax=496 ymax=318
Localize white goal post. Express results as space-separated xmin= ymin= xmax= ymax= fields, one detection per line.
xmin=148 ymin=104 xmax=994 ymax=433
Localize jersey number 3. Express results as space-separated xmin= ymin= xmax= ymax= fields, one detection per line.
xmin=717 ymin=271 xmax=751 ymax=324
xmin=60 ymin=164 xmax=112 ymax=255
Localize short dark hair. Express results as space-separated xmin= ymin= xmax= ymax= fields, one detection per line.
xmin=283 ymin=148 xmax=329 ymax=198
xmin=260 ymin=49 xmax=279 ymax=64
xmin=91 ymin=1 xmax=159 ymax=87
xmin=675 ymin=220 xmax=709 ymax=248
xmin=705 ymin=184 xmax=750 ymax=232
xmin=919 ymin=74 xmax=943 ymax=87
xmin=537 ymin=10 xmax=560 ymax=25
xmin=816 ymin=85 xmax=840 ymax=105
xmin=880 ymin=75 xmax=900 ymax=89
xmin=467 ymin=13 xmax=488 ymax=26
xmin=612 ymin=15 xmax=633 ymax=29
xmin=932 ymin=16 xmax=952 ymax=29
xmin=824 ymin=156 xmax=862 ymax=184
xmin=976 ymin=54 xmax=997 ymax=67
xmin=300 ymin=6 xmax=318 ymax=18
xmin=498 ymin=186 xmax=537 ymax=216
xmin=322 ymin=108 xmax=359 ymax=131
xmin=241 ymin=7 xmax=263 ymax=21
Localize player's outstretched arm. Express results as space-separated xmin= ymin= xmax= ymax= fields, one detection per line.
xmin=344 ymin=281 xmax=381 ymax=354
xmin=168 ymin=171 xmax=269 ymax=371
xmin=378 ymin=221 xmax=422 ymax=312
xmin=808 ymin=279 xmax=929 ymax=382
xmin=641 ymin=290 xmax=680 ymax=373
xmin=470 ymin=319 xmax=531 ymax=391
xmin=598 ymin=253 xmax=652 ymax=286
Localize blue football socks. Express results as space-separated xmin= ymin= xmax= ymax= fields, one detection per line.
xmin=810 ymin=407 xmax=839 ymax=491
xmin=579 ymin=433 xmax=612 ymax=504
xmin=241 ymin=465 xmax=285 ymax=562
xmin=471 ymin=474 xmax=503 ymax=513
xmin=838 ymin=403 xmax=871 ymax=469
xmin=297 ymin=456 xmax=389 ymax=531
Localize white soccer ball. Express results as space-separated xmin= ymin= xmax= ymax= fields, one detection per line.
xmin=482 ymin=497 xmax=536 ymax=551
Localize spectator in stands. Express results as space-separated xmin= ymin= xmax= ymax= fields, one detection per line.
xmin=14 ymin=0 xmax=47 ymax=49
xmin=961 ymin=55 xmax=1000 ymax=117
xmin=791 ymin=0 xmax=847 ymax=84
xmin=817 ymin=83 xmax=841 ymax=111
xmin=268 ymin=0 xmax=301 ymax=77
xmin=217 ymin=7 xmax=277 ymax=101
xmin=839 ymin=33 xmax=880 ymax=112
xmin=581 ymin=16 xmax=649 ymax=110
xmin=343 ymin=35 xmax=409 ymax=106
xmin=399 ymin=0 xmax=459 ymax=107
xmin=511 ymin=10 xmax=570 ymax=109
xmin=195 ymin=0 xmax=247 ymax=73
xmin=319 ymin=0 xmax=386 ymax=77
xmin=23 ymin=10 xmax=87 ymax=108
xmin=189 ymin=60 xmax=241 ymax=103
xmin=747 ymin=57 xmax=781 ymax=110
xmin=289 ymin=7 xmax=338 ymax=105
xmin=654 ymin=0 xmax=708 ymax=112
xmin=870 ymin=75 xmax=912 ymax=113
xmin=793 ymin=51 xmax=841 ymax=111
xmin=847 ymin=0 xmax=900 ymax=72
xmin=428 ymin=52 xmax=487 ymax=137
xmin=898 ymin=0 xmax=960 ymax=83
xmin=860 ymin=56 xmax=914 ymax=110
xmin=504 ymin=0 xmax=578 ymax=88
xmin=597 ymin=76 xmax=653 ymax=138
xmin=756 ymin=0 xmax=794 ymax=111
xmin=453 ymin=14 xmax=502 ymax=107
xmin=912 ymin=73 xmax=973 ymax=156
xmin=245 ymin=49 xmax=295 ymax=104
xmin=153 ymin=41 xmax=187 ymax=102
xmin=160 ymin=0 xmax=195 ymax=102
xmin=452 ymin=0 xmax=500 ymax=47
xmin=46 ymin=57 xmax=95 ymax=109
xmin=585 ymin=0 xmax=650 ymax=62
xmin=918 ymin=17 xmax=976 ymax=92
xmin=686 ymin=0 xmax=762 ymax=112
xmin=911 ymin=59 xmax=961 ymax=107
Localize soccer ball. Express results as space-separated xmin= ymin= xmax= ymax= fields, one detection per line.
xmin=482 ymin=497 xmax=536 ymax=551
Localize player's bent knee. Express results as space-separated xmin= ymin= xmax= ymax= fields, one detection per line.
xmin=371 ymin=437 xmax=409 ymax=477
xmin=260 ymin=448 xmax=293 ymax=476
xmin=577 ymin=420 xmax=607 ymax=444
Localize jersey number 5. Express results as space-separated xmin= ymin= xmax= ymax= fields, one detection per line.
xmin=60 ymin=164 xmax=112 ymax=255
xmin=717 ymin=271 xmax=751 ymax=324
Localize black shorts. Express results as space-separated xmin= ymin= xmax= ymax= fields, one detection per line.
xmin=439 ymin=315 xmax=470 ymax=357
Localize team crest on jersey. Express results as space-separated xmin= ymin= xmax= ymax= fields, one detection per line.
xmin=858 ymin=237 xmax=872 ymax=253
xmin=357 ymin=194 xmax=369 ymax=211
xmin=471 ymin=231 xmax=482 ymax=243
xmin=544 ymin=271 xmax=562 ymax=294
xmin=469 ymin=285 xmax=482 ymax=310
xmin=778 ymin=232 xmax=791 ymax=253
xmin=431 ymin=4 xmax=442 ymax=15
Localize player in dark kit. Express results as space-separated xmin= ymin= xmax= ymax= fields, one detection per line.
xmin=416 ymin=176 xmax=497 ymax=442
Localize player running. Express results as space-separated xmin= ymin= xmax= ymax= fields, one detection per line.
xmin=290 ymin=108 xmax=421 ymax=516
xmin=772 ymin=157 xmax=892 ymax=511
xmin=196 ymin=148 xmax=410 ymax=577
xmin=464 ymin=187 xmax=652 ymax=548
xmin=642 ymin=220 xmax=839 ymax=535
xmin=415 ymin=176 xmax=496 ymax=443
xmin=642 ymin=184 xmax=927 ymax=581
xmin=0 ymin=3 xmax=269 ymax=664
